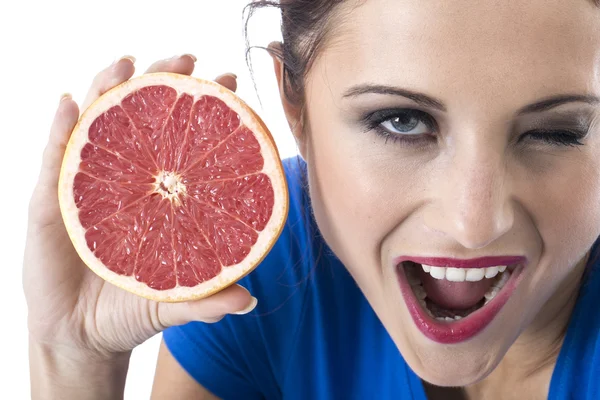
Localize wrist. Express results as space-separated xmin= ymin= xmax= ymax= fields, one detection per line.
xmin=29 ymin=338 xmax=131 ymax=400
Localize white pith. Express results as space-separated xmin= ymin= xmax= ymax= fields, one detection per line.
xmin=58 ymin=73 xmax=288 ymax=302
xmin=405 ymin=264 xmax=512 ymax=321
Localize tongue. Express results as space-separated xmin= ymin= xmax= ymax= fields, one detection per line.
xmin=419 ymin=269 xmax=494 ymax=310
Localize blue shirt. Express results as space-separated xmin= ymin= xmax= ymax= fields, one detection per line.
xmin=163 ymin=157 xmax=600 ymax=399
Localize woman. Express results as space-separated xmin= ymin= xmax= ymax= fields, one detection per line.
xmin=24 ymin=0 xmax=600 ymax=398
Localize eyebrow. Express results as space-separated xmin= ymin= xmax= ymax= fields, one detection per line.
xmin=343 ymin=84 xmax=447 ymax=112
xmin=516 ymin=95 xmax=600 ymax=115
xmin=343 ymin=84 xmax=600 ymax=115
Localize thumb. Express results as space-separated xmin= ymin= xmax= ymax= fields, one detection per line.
xmin=38 ymin=94 xmax=80 ymax=191
xmin=157 ymin=284 xmax=257 ymax=327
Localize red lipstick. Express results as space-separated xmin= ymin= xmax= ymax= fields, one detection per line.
xmin=397 ymin=256 xmax=525 ymax=269
xmin=394 ymin=256 xmax=527 ymax=344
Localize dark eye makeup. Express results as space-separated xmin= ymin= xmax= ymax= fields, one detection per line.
xmin=361 ymin=108 xmax=438 ymax=145
xmin=519 ymin=128 xmax=586 ymax=147
xmin=360 ymin=108 xmax=591 ymax=148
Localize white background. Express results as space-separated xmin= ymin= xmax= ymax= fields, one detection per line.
xmin=0 ymin=1 xmax=297 ymax=398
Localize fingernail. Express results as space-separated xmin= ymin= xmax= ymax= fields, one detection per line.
xmin=60 ymin=93 xmax=72 ymax=104
xmin=180 ymin=53 xmax=198 ymax=62
xmin=119 ymin=55 xmax=136 ymax=64
xmin=232 ymin=296 xmax=257 ymax=315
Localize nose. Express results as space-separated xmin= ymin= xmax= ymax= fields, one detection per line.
xmin=424 ymin=140 xmax=514 ymax=249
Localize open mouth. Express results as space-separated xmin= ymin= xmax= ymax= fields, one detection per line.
xmin=395 ymin=256 xmax=527 ymax=344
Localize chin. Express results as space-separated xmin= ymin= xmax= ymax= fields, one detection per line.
xmin=405 ymin=343 xmax=499 ymax=387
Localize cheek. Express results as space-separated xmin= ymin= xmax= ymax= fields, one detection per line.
xmin=304 ymin=117 xmax=424 ymax=277
xmin=523 ymin=152 xmax=600 ymax=266
xmin=305 ymin=131 xmax=375 ymax=259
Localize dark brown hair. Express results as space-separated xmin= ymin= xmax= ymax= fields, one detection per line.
xmin=244 ymin=0 xmax=600 ymax=105
xmin=245 ymin=0 xmax=348 ymax=105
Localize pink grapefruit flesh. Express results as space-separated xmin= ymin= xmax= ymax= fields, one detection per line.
xmin=59 ymin=73 xmax=288 ymax=302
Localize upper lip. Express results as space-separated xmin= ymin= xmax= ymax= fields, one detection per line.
xmin=394 ymin=255 xmax=527 ymax=269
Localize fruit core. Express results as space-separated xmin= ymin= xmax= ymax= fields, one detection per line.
xmin=156 ymin=171 xmax=186 ymax=202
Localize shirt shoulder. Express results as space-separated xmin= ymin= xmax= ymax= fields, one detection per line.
xmin=162 ymin=156 xmax=322 ymax=399
xmin=550 ymin=239 xmax=600 ymax=399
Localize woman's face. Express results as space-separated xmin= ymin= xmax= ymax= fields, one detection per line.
xmin=290 ymin=0 xmax=600 ymax=386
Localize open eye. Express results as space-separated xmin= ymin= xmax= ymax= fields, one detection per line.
xmin=380 ymin=112 xmax=431 ymax=135
xmin=363 ymin=108 xmax=436 ymax=138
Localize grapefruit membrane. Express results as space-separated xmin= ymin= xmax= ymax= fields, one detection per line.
xmin=59 ymin=73 xmax=288 ymax=302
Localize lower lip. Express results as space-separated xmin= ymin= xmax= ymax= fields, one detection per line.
xmin=396 ymin=263 xmax=525 ymax=344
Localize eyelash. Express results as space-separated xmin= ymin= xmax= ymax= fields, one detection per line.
xmin=362 ymin=109 xmax=437 ymax=146
xmin=362 ymin=108 xmax=588 ymax=147
xmin=521 ymin=129 xmax=586 ymax=147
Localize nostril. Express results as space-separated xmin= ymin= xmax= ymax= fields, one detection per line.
xmin=425 ymin=208 xmax=514 ymax=250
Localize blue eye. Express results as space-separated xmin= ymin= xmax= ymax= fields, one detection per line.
xmin=362 ymin=108 xmax=437 ymax=144
xmin=381 ymin=114 xmax=430 ymax=135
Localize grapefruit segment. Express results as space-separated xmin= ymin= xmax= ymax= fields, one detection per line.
xmin=134 ymin=197 xmax=176 ymax=290
xmin=188 ymin=174 xmax=275 ymax=231
xmin=59 ymin=73 xmax=288 ymax=302
xmin=159 ymin=94 xmax=194 ymax=171
xmin=73 ymin=173 xmax=152 ymax=229
xmin=178 ymin=95 xmax=242 ymax=170
xmin=181 ymin=196 xmax=259 ymax=267
xmin=182 ymin=125 xmax=263 ymax=182
xmin=88 ymin=106 xmax=158 ymax=173
xmin=84 ymin=195 xmax=161 ymax=276
xmin=121 ymin=85 xmax=178 ymax=160
xmin=79 ymin=143 xmax=155 ymax=184
xmin=172 ymin=203 xmax=222 ymax=284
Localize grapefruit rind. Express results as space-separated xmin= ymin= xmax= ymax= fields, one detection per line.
xmin=58 ymin=73 xmax=289 ymax=302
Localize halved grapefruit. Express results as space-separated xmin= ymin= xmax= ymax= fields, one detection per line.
xmin=58 ymin=72 xmax=288 ymax=302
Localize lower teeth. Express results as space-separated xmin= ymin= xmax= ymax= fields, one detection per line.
xmin=483 ymin=269 xmax=511 ymax=305
xmin=407 ymin=266 xmax=512 ymax=321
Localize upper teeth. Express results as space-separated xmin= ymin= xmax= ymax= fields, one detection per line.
xmin=421 ymin=264 xmax=507 ymax=282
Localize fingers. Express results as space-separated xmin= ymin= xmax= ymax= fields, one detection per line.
xmin=145 ymin=54 xmax=197 ymax=75
xmin=157 ymin=284 xmax=257 ymax=328
xmin=215 ymin=73 xmax=237 ymax=92
xmin=81 ymin=56 xmax=136 ymax=111
xmin=28 ymin=95 xmax=79 ymax=228
xmin=80 ymin=54 xmax=235 ymax=115
xmin=145 ymin=54 xmax=237 ymax=92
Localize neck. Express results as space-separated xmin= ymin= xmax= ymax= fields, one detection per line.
xmin=465 ymin=253 xmax=589 ymax=399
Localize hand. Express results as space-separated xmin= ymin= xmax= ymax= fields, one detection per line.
xmin=23 ymin=55 xmax=255 ymax=360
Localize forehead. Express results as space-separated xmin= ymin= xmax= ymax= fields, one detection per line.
xmin=310 ymin=0 xmax=600 ymax=108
